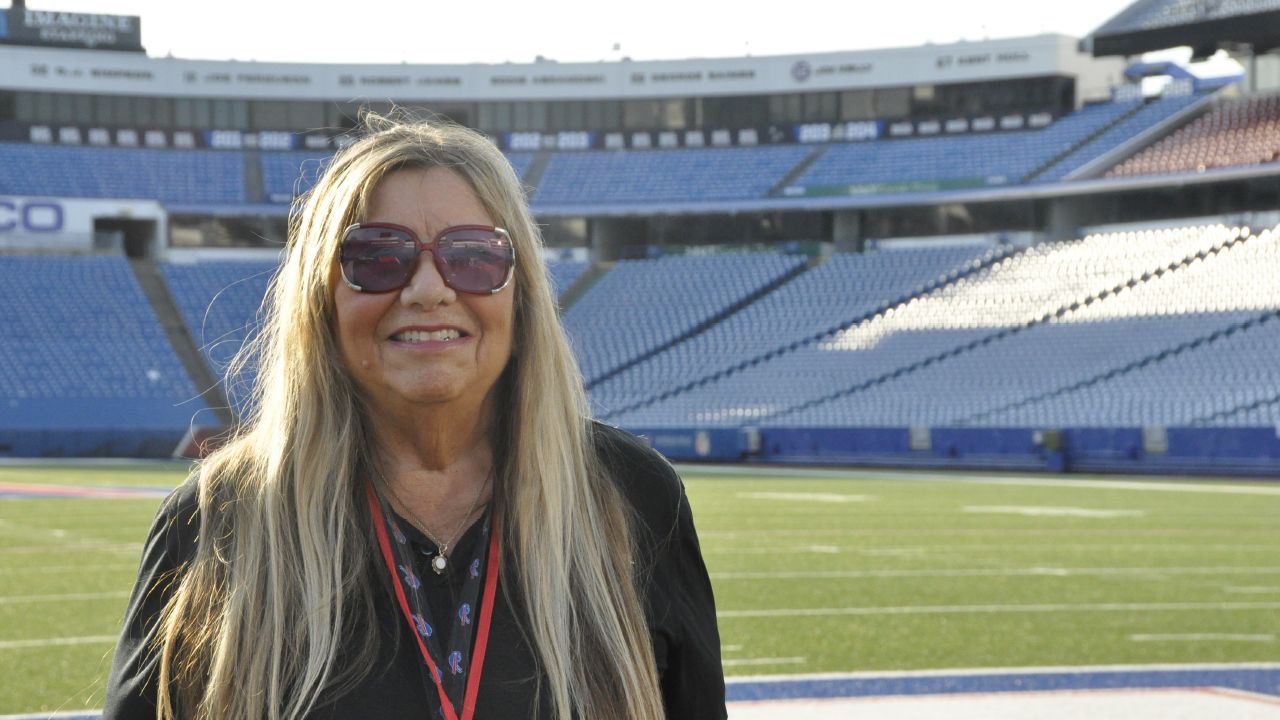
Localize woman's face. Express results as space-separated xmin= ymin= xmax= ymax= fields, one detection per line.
xmin=333 ymin=167 xmax=516 ymax=421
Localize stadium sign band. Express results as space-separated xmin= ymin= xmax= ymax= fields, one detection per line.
xmin=787 ymin=178 xmax=991 ymax=197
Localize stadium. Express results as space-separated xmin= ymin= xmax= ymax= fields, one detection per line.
xmin=0 ymin=0 xmax=1278 ymax=717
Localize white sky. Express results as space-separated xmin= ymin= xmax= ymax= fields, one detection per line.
xmin=23 ymin=0 xmax=1143 ymax=65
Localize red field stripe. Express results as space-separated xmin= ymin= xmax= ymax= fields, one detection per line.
xmin=0 ymin=483 xmax=171 ymax=500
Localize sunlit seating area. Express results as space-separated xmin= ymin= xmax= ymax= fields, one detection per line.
xmin=1106 ymin=92 xmax=1280 ymax=177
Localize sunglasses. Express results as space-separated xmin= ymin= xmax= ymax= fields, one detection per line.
xmin=338 ymin=222 xmax=515 ymax=295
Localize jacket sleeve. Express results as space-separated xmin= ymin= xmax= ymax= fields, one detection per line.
xmin=594 ymin=423 xmax=727 ymax=720
xmin=649 ymin=466 xmax=727 ymax=720
xmin=101 ymin=480 xmax=201 ymax=720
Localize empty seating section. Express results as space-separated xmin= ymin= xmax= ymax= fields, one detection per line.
xmin=4 ymin=94 xmax=1252 ymax=211
xmin=776 ymin=226 xmax=1275 ymax=427
xmin=1034 ymin=93 xmax=1205 ymax=182
xmin=0 ymin=144 xmax=245 ymax=203
xmin=160 ymin=260 xmax=277 ymax=411
xmin=532 ymin=146 xmax=812 ymax=205
xmin=261 ymin=152 xmax=331 ymax=202
xmin=588 ymin=245 xmax=998 ymax=415
xmin=546 ymin=260 xmax=589 ymax=297
xmin=259 ymin=152 xmax=534 ymax=204
xmin=505 ymin=153 xmax=534 ymax=180
xmin=1106 ymin=92 xmax=1280 ymax=178
xmin=0 ymin=255 xmax=201 ymax=427
xmin=562 ymin=253 xmax=805 ymax=385
xmin=795 ymin=102 xmax=1134 ymax=191
xmin=978 ymin=226 xmax=1280 ymax=427
xmin=606 ymin=225 xmax=1242 ymax=428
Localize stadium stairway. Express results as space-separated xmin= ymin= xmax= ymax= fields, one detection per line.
xmin=1023 ymin=99 xmax=1148 ymax=182
xmin=244 ymin=150 xmax=266 ymax=204
xmin=959 ymin=307 xmax=1280 ymax=426
xmin=1196 ymin=387 xmax=1280 ymax=425
xmin=556 ymin=260 xmax=612 ymax=311
xmin=767 ymin=145 xmax=830 ymax=197
xmin=521 ymin=151 xmax=553 ymax=187
xmin=764 ymin=227 xmax=1260 ymax=426
xmin=585 ymin=259 xmax=811 ymax=388
xmin=599 ymin=244 xmax=1020 ymax=420
xmin=1038 ymin=91 xmax=1215 ymax=183
xmin=127 ymin=257 xmax=234 ymax=426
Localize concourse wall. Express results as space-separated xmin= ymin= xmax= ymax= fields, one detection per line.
xmin=628 ymin=425 xmax=1280 ymax=477
xmin=0 ymin=399 xmax=214 ymax=458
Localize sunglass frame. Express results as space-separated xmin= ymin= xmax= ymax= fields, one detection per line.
xmin=338 ymin=222 xmax=516 ymax=295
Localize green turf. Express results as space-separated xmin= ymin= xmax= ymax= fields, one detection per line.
xmin=1 ymin=465 xmax=1278 ymax=713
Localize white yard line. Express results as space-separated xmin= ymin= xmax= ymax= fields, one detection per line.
xmin=710 ymin=566 xmax=1280 ymax=580
xmin=0 ymin=591 xmax=130 ymax=605
xmin=963 ymin=505 xmax=1145 ymax=518
xmin=722 ymin=657 xmax=807 ymax=667
xmin=679 ymin=464 xmax=1280 ymax=495
xmin=0 ymin=563 xmax=136 ymax=575
xmin=737 ymin=492 xmax=871 ymax=503
xmin=0 ymin=543 xmax=140 ymax=555
xmin=725 ymin=662 xmax=1280 ymax=684
xmin=1129 ymin=634 xmax=1276 ymax=642
xmin=705 ymin=543 xmax=1280 ymax=553
xmin=0 ymin=635 xmax=117 ymax=650
xmin=719 ymin=601 xmax=1280 ymax=619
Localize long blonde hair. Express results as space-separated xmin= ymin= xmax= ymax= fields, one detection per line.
xmin=155 ymin=114 xmax=664 ymax=720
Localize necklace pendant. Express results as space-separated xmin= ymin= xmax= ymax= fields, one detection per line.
xmin=431 ymin=553 xmax=448 ymax=575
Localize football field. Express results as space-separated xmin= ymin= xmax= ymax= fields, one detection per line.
xmin=1 ymin=462 xmax=1278 ymax=716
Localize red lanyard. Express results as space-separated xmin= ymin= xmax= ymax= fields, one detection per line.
xmin=365 ymin=481 xmax=501 ymax=720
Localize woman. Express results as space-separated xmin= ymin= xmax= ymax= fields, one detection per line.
xmin=104 ymin=116 xmax=725 ymax=720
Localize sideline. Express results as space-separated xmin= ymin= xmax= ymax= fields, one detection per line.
xmin=677 ymin=463 xmax=1280 ymax=494
xmin=7 ymin=664 xmax=1277 ymax=720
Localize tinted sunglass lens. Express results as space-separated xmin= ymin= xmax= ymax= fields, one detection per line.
xmin=437 ymin=229 xmax=514 ymax=293
xmin=341 ymin=228 xmax=415 ymax=292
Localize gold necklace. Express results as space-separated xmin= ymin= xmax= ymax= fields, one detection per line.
xmin=381 ymin=470 xmax=491 ymax=575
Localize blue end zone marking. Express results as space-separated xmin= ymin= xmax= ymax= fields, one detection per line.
xmin=726 ymin=666 xmax=1280 ymax=702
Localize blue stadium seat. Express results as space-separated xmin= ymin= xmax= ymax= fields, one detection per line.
xmin=0 ymin=255 xmax=207 ymax=432
xmin=533 ymin=146 xmax=811 ymax=205
xmin=0 ymin=144 xmax=246 ymax=204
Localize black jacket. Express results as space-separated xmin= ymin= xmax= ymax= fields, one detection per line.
xmin=103 ymin=423 xmax=726 ymax=719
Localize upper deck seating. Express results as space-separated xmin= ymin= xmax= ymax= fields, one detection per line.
xmin=0 ymin=145 xmax=245 ymax=204
xmin=532 ymin=146 xmax=812 ymax=205
xmin=1106 ymin=92 xmax=1280 ymax=178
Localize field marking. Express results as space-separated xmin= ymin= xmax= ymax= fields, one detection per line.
xmin=718 ymin=601 xmax=1280 ymax=619
xmin=709 ymin=566 xmax=1280 ymax=580
xmin=0 ymin=542 xmax=141 ymax=555
xmin=0 ymin=482 xmax=173 ymax=500
xmin=963 ymin=505 xmax=1145 ymax=518
xmin=722 ymin=656 xmax=807 ymax=667
xmin=1225 ymin=586 xmax=1280 ymax=594
xmin=725 ymin=661 xmax=1280 ymax=683
xmin=680 ymin=464 xmax=1280 ymax=495
xmin=736 ymin=491 xmax=870 ymax=503
xmin=1129 ymin=634 xmax=1276 ymax=642
xmin=702 ymin=541 xmax=1280 ymax=556
xmin=701 ymin=528 xmax=1262 ymax=539
xmin=0 ymin=563 xmax=136 ymax=575
xmin=0 ymin=591 xmax=130 ymax=605
xmin=0 ymin=635 xmax=117 ymax=650
xmin=1204 ymin=687 xmax=1280 ymax=707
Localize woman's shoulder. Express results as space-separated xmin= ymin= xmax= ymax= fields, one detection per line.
xmin=590 ymin=421 xmax=684 ymax=532
xmin=147 ymin=472 xmax=205 ymax=558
